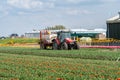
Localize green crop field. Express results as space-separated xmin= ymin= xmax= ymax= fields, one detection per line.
xmin=0 ymin=47 xmax=120 ymax=80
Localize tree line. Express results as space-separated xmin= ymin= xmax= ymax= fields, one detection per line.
xmin=45 ymin=25 xmax=66 ymax=30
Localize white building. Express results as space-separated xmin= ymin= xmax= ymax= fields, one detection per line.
xmin=25 ymin=28 xmax=106 ymax=38
xmin=25 ymin=31 xmax=40 ymax=38
xmin=71 ymin=28 xmax=106 ymax=34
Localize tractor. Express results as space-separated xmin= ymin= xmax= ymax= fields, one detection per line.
xmin=52 ymin=31 xmax=80 ymax=50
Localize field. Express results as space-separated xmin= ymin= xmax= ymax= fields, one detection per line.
xmin=0 ymin=47 xmax=120 ymax=80
xmin=0 ymin=38 xmax=39 ymax=48
xmin=0 ymin=38 xmax=39 ymax=46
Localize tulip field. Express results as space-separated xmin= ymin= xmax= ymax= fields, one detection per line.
xmin=0 ymin=47 xmax=120 ymax=80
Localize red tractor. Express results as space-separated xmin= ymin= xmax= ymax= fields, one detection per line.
xmin=52 ymin=31 xmax=80 ymax=50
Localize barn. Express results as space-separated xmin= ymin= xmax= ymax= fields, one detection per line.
xmin=106 ymin=12 xmax=120 ymax=40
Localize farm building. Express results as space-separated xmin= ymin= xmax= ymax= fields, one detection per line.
xmin=25 ymin=31 xmax=40 ymax=38
xmin=25 ymin=30 xmax=62 ymax=38
xmin=106 ymin=12 xmax=120 ymax=40
xmin=25 ymin=29 xmax=106 ymax=39
xmin=71 ymin=29 xmax=106 ymax=39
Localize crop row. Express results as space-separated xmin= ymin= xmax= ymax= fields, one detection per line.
xmin=0 ymin=47 xmax=120 ymax=61
xmin=0 ymin=53 xmax=120 ymax=80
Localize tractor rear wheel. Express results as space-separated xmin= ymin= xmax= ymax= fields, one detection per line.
xmin=40 ymin=43 xmax=46 ymax=49
xmin=61 ymin=42 xmax=68 ymax=50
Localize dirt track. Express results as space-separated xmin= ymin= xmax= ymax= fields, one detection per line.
xmin=0 ymin=43 xmax=40 ymax=48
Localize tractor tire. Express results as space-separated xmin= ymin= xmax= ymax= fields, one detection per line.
xmin=44 ymin=45 xmax=47 ymax=49
xmin=40 ymin=43 xmax=46 ymax=49
xmin=52 ymin=41 xmax=58 ymax=50
xmin=61 ymin=42 xmax=68 ymax=50
xmin=74 ymin=42 xmax=80 ymax=49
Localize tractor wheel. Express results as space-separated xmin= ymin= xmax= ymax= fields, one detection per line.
xmin=44 ymin=45 xmax=47 ymax=49
xmin=40 ymin=43 xmax=44 ymax=49
xmin=61 ymin=42 xmax=68 ymax=50
xmin=74 ymin=42 xmax=80 ymax=49
xmin=52 ymin=41 xmax=58 ymax=50
xmin=40 ymin=43 xmax=46 ymax=49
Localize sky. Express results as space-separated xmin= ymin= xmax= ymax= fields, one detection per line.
xmin=0 ymin=0 xmax=120 ymax=36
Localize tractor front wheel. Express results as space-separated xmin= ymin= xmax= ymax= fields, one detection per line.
xmin=61 ymin=42 xmax=68 ymax=50
xmin=52 ymin=41 xmax=58 ymax=50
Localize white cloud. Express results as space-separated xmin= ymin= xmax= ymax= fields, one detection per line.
xmin=66 ymin=0 xmax=119 ymax=5
xmin=7 ymin=0 xmax=54 ymax=9
xmin=99 ymin=0 xmax=119 ymax=4
xmin=66 ymin=9 xmax=93 ymax=15
xmin=66 ymin=0 xmax=89 ymax=3
xmin=17 ymin=11 xmax=30 ymax=15
xmin=100 ymin=0 xmax=118 ymax=2
xmin=66 ymin=0 xmax=118 ymax=3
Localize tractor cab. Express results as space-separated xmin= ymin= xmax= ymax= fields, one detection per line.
xmin=57 ymin=31 xmax=71 ymax=43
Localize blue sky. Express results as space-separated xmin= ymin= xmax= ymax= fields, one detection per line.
xmin=0 ymin=0 xmax=120 ymax=36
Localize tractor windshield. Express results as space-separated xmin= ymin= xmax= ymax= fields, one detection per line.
xmin=62 ymin=32 xmax=71 ymax=38
xmin=59 ymin=32 xmax=71 ymax=42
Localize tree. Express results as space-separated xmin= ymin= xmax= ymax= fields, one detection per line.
xmin=45 ymin=25 xmax=66 ymax=30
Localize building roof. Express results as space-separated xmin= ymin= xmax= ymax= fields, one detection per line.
xmin=107 ymin=15 xmax=120 ymax=23
xmin=71 ymin=28 xmax=106 ymax=34
xmin=25 ymin=28 xmax=106 ymax=35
